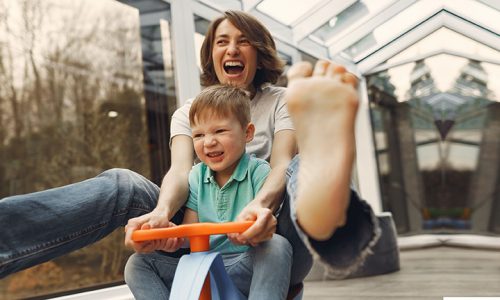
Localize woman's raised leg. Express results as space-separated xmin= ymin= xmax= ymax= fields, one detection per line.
xmin=0 ymin=168 xmax=159 ymax=278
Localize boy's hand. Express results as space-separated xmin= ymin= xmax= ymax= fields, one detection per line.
xmin=228 ymin=203 xmax=276 ymax=247
xmin=124 ymin=213 xmax=176 ymax=253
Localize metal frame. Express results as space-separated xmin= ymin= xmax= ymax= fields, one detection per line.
xmin=357 ymin=10 xmax=500 ymax=74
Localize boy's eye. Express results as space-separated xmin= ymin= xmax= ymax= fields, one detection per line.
xmin=193 ymin=133 xmax=204 ymax=139
xmin=215 ymin=129 xmax=226 ymax=134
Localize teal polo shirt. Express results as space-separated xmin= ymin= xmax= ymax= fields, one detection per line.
xmin=186 ymin=153 xmax=270 ymax=254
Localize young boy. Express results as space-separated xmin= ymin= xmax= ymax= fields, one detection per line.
xmin=125 ymin=85 xmax=292 ymax=300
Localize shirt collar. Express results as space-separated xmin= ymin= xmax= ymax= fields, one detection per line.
xmin=203 ymin=153 xmax=250 ymax=184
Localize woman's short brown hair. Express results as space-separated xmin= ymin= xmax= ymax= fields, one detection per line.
xmin=189 ymin=85 xmax=251 ymax=129
xmin=200 ymin=10 xmax=284 ymax=89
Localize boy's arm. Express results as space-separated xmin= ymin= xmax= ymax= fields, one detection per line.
xmin=124 ymin=135 xmax=194 ymax=253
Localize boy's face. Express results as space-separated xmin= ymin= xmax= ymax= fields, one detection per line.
xmin=192 ymin=111 xmax=254 ymax=179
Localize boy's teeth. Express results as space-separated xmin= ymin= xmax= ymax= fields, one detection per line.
xmin=208 ymin=152 xmax=222 ymax=157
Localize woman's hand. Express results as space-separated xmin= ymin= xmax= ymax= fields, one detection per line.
xmin=228 ymin=203 xmax=277 ymax=247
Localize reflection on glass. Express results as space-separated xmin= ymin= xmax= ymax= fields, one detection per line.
xmin=312 ymin=0 xmax=394 ymax=44
xmin=123 ymin=0 xmax=178 ymax=185
xmin=0 ymin=0 xmax=164 ymax=298
xmin=367 ymin=54 xmax=500 ymax=235
xmin=256 ymin=0 xmax=324 ymax=25
xmin=311 ymin=1 xmax=370 ymax=42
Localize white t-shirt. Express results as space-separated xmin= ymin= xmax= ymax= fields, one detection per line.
xmin=170 ymin=85 xmax=295 ymax=162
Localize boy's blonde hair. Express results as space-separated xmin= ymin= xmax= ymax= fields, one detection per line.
xmin=189 ymin=85 xmax=251 ymax=129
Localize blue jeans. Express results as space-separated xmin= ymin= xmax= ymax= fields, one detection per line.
xmin=124 ymin=234 xmax=292 ymax=300
xmin=0 ymin=156 xmax=379 ymax=281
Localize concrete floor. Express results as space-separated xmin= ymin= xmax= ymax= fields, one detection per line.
xmin=302 ymin=246 xmax=500 ymax=300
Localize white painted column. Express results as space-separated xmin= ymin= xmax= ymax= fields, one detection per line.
xmin=169 ymin=0 xmax=201 ymax=106
xmin=355 ymin=78 xmax=382 ymax=213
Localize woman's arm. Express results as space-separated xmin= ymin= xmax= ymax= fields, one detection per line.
xmin=255 ymin=129 xmax=297 ymax=211
xmin=231 ymin=129 xmax=297 ymax=246
xmin=124 ymin=135 xmax=194 ymax=253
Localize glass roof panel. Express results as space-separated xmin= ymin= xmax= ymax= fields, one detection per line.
xmin=340 ymin=0 xmax=443 ymax=61
xmin=256 ymin=0 xmax=325 ymax=25
xmin=310 ymin=0 xmax=395 ymax=45
xmin=387 ymin=27 xmax=500 ymax=64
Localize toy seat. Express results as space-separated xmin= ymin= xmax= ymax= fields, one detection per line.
xmin=132 ymin=221 xmax=301 ymax=300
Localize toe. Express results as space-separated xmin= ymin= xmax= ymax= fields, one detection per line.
xmin=287 ymin=61 xmax=313 ymax=82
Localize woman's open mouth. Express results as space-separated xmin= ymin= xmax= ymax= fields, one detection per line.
xmin=224 ymin=61 xmax=245 ymax=75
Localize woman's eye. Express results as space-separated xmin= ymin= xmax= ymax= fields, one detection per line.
xmin=216 ymin=39 xmax=227 ymax=45
xmin=239 ymin=39 xmax=250 ymax=45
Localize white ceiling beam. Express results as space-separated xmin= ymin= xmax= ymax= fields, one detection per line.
xmin=357 ymin=11 xmax=500 ymax=74
xmin=367 ymin=48 xmax=500 ymax=75
xmin=328 ymin=0 xmax=418 ymax=57
xmin=197 ymin=0 xmax=241 ymax=11
xmin=297 ymin=37 xmax=329 ymax=60
xmin=443 ymin=2 xmax=499 ymax=35
xmin=245 ymin=9 xmax=294 ymax=43
xmin=190 ymin=0 xmax=224 ymax=20
xmin=441 ymin=11 xmax=500 ymax=50
xmin=478 ymin=0 xmax=500 ymax=11
xmin=242 ymin=0 xmax=263 ymax=11
xmin=292 ymin=0 xmax=356 ymax=43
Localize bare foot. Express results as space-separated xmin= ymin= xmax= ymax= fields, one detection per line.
xmin=285 ymin=60 xmax=359 ymax=240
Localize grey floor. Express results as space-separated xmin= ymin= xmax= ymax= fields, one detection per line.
xmin=302 ymin=246 xmax=500 ymax=300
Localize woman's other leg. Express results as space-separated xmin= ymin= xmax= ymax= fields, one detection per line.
xmin=283 ymin=156 xmax=380 ymax=279
xmin=0 ymin=168 xmax=159 ymax=278
xmin=281 ymin=60 xmax=381 ymax=278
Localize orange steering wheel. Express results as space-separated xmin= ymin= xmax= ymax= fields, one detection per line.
xmin=131 ymin=221 xmax=255 ymax=252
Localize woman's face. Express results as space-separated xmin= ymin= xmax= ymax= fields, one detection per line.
xmin=212 ymin=19 xmax=258 ymax=91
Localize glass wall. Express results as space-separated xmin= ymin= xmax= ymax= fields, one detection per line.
xmin=0 ymin=0 xmax=177 ymax=298
xmin=367 ymin=52 xmax=500 ymax=234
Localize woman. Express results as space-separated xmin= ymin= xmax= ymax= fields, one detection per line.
xmin=0 ymin=10 xmax=380 ymax=292
xmin=123 ymin=10 xmax=379 ymax=294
